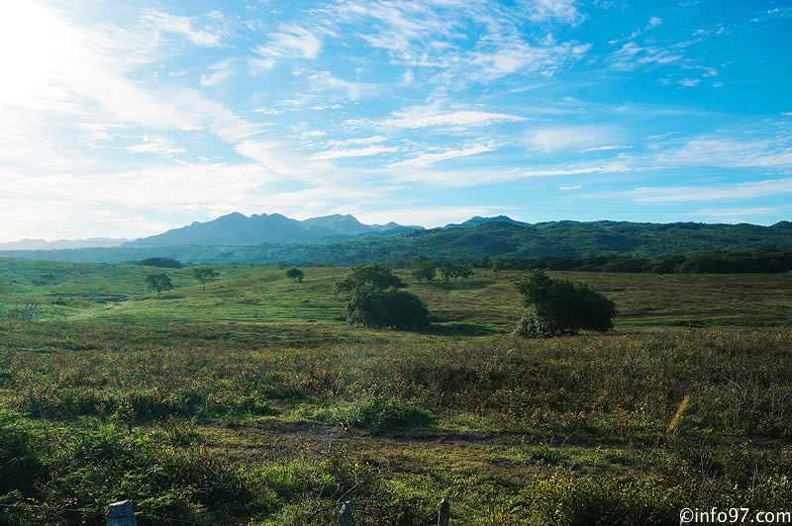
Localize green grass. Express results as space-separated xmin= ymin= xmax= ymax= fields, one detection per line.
xmin=1 ymin=258 xmax=791 ymax=524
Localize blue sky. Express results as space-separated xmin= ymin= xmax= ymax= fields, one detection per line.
xmin=1 ymin=0 xmax=790 ymax=241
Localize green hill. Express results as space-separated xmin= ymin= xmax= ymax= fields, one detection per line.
xmin=1 ymin=218 xmax=789 ymax=265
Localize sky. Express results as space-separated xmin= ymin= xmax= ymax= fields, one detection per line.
xmin=1 ymin=0 xmax=790 ymax=241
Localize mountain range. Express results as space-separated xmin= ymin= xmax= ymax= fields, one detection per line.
xmin=124 ymin=212 xmax=417 ymax=247
xmin=0 ymin=213 xmax=789 ymax=265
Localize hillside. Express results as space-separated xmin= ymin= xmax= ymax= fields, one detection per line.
xmin=1 ymin=216 xmax=789 ymax=265
xmin=124 ymin=212 xmax=418 ymax=247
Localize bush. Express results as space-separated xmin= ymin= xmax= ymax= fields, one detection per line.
xmin=337 ymin=265 xmax=430 ymax=329
xmin=316 ymin=397 xmax=436 ymax=434
xmin=515 ymin=270 xmax=616 ymax=335
xmin=134 ymin=257 xmax=183 ymax=268
xmin=346 ymin=290 xmax=430 ymax=329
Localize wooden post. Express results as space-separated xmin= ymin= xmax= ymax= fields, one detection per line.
xmin=106 ymin=500 xmax=137 ymax=526
xmin=339 ymin=501 xmax=353 ymax=526
xmin=438 ymin=497 xmax=450 ymax=526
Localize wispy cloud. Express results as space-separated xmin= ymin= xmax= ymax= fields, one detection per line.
xmin=251 ymin=24 xmax=322 ymax=71
xmin=525 ymin=126 xmax=618 ymax=153
xmin=609 ymin=42 xmax=683 ymax=71
xmin=310 ymin=145 xmax=398 ymax=160
xmin=142 ymin=9 xmax=228 ymax=47
xmin=389 ymin=161 xmax=631 ymax=187
xmin=389 ymin=144 xmax=497 ymax=168
xmin=126 ymin=135 xmax=185 ymax=157
xmin=527 ymin=0 xmax=582 ymax=23
xmin=470 ymin=37 xmax=591 ymax=80
xmin=308 ymin=71 xmax=378 ymax=101
xmin=658 ymin=137 xmax=792 ymax=168
xmin=381 ymin=105 xmax=525 ymax=129
xmin=200 ymin=59 xmax=235 ymax=87
xmin=695 ymin=207 xmax=777 ymax=221
xmin=620 ymin=178 xmax=792 ymax=203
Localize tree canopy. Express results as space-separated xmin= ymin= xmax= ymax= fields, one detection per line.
xmin=146 ymin=273 xmax=174 ymax=299
xmin=514 ymin=270 xmax=615 ymax=336
xmin=193 ymin=267 xmax=219 ymax=291
xmin=286 ymin=268 xmax=304 ymax=282
xmin=335 ymin=264 xmax=429 ymax=329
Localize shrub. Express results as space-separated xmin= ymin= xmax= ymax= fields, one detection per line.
xmin=336 ymin=265 xmax=430 ymax=329
xmin=515 ymin=269 xmax=616 ymax=335
xmin=315 ymin=397 xmax=436 ymax=434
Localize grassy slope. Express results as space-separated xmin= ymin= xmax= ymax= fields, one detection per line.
xmin=1 ymin=259 xmax=791 ymax=525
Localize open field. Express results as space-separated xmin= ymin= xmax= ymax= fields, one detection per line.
xmin=1 ymin=259 xmax=791 ymax=525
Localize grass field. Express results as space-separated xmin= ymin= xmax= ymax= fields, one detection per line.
xmin=1 ymin=258 xmax=790 ymax=525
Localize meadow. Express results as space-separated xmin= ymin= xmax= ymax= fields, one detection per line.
xmin=0 ymin=258 xmax=790 ymax=525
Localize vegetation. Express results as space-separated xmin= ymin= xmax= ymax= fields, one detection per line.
xmin=335 ymin=264 xmax=430 ymax=329
xmin=410 ymin=256 xmax=436 ymax=283
xmin=285 ymin=267 xmax=304 ymax=282
xmin=2 ymin=221 xmax=790 ymax=266
xmin=515 ymin=270 xmax=616 ymax=336
xmin=193 ymin=267 xmax=219 ymax=291
xmin=0 ymin=258 xmax=790 ymax=524
xmin=145 ymin=273 xmax=174 ymax=299
xmin=134 ymin=257 xmax=183 ymax=268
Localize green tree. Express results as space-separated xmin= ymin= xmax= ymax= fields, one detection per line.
xmin=410 ymin=257 xmax=437 ymax=283
xmin=335 ymin=264 xmax=429 ymax=329
xmin=146 ymin=273 xmax=174 ymax=299
xmin=514 ymin=269 xmax=615 ymax=336
xmin=286 ymin=267 xmax=304 ymax=282
xmin=193 ymin=267 xmax=219 ymax=292
xmin=438 ymin=261 xmax=475 ymax=283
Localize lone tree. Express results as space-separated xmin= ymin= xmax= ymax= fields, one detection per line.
xmin=193 ymin=267 xmax=219 ymax=291
xmin=438 ymin=260 xmax=475 ymax=283
xmin=410 ymin=257 xmax=437 ymax=283
xmin=146 ymin=273 xmax=174 ymax=299
xmin=286 ymin=267 xmax=304 ymax=282
xmin=335 ymin=264 xmax=430 ymax=329
xmin=514 ymin=269 xmax=615 ymax=337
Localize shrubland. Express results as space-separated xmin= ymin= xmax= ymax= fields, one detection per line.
xmin=0 ymin=259 xmax=790 ymax=524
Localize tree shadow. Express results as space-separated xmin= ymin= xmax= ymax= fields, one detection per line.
xmin=419 ymin=322 xmax=496 ymax=336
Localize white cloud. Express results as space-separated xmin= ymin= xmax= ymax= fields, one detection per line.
xmin=389 ymin=144 xmax=497 ymax=168
xmin=382 ymin=105 xmax=524 ymax=129
xmin=389 ymin=161 xmax=631 ymax=187
xmin=234 ymin=141 xmax=292 ymax=173
xmin=525 ymin=126 xmax=618 ymax=153
xmin=527 ymin=0 xmax=582 ymax=23
xmin=695 ymin=207 xmax=777 ymax=220
xmin=648 ymin=16 xmax=663 ymax=27
xmin=126 ymin=135 xmax=185 ymax=157
xmin=308 ymin=71 xmax=378 ymax=101
xmin=327 ymin=136 xmax=388 ymax=147
xmin=658 ymin=137 xmax=792 ymax=168
xmin=141 ymin=9 xmax=227 ymax=47
xmin=621 ymin=178 xmax=792 ymax=203
xmin=310 ymin=145 xmax=398 ymax=160
xmin=402 ymin=69 xmax=415 ymax=86
xmin=581 ymin=145 xmax=633 ymax=153
xmin=559 ymin=184 xmax=582 ymax=190
xmin=469 ymin=38 xmax=591 ymax=80
xmin=679 ymin=78 xmax=700 ymax=87
xmin=200 ymin=59 xmax=235 ymax=87
xmin=609 ymin=42 xmax=683 ymax=71
xmin=251 ymin=24 xmax=322 ymax=71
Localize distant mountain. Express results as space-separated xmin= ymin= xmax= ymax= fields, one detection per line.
xmin=2 ymin=218 xmax=789 ymax=266
xmin=447 ymin=215 xmax=526 ymax=228
xmin=124 ymin=212 xmax=420 ymax=247
xmin=0 ymin=238 xmax=129 ymax=251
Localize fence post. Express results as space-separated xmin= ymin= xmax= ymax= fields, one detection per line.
xmin=339 ymin=500 xmax=353 ymax=526
xmin=106 ymin=500 xmax=137 ymax=526
xmin=438 ymin=497 xmax=450 ymax=526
